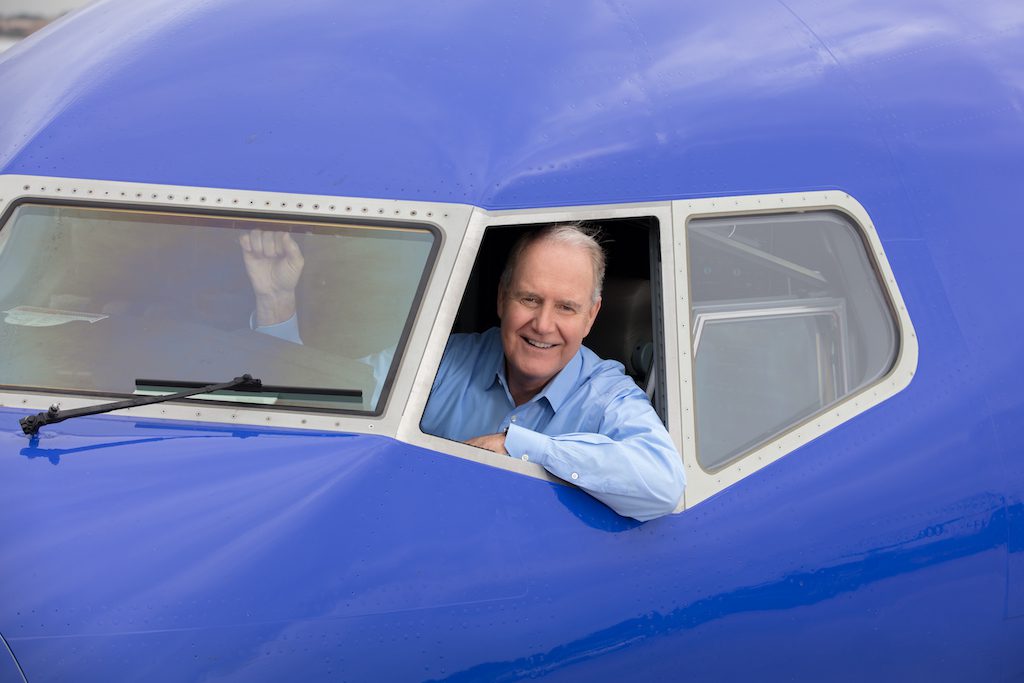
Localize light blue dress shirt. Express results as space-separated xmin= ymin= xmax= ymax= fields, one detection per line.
xmin=252 ymin=314 xmax=391 ymax=407
xmin=421 ymin=328 xmax=685 ymax=521
xmin=255 ymin=319 xmax=685 ymax=520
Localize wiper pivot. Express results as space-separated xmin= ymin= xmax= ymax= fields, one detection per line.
xmin=20 ymin=374 xmax=262 ymax=436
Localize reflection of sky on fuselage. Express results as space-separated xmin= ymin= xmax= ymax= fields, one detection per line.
xmin=2 ymin=0 xmax=1020 ymax=208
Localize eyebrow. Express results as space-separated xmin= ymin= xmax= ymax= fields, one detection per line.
xmin=556 ymin=298 xmax=582 ymax=310
xmin=514 ymin=290 xmax=582 ymax=310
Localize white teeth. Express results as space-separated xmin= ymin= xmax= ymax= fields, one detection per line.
xmin=525 ymin=338 xmax=554 ymax=349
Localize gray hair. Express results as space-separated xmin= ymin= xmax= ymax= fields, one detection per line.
xmin=499 ymin=223 xmax=606 ymax=305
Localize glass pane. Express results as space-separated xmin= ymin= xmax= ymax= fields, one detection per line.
xmin=0 ymin=204 xmax=435 ymax=412
xmin=688 ymin=211 xmax=897 ymax=470
xmin=694 ymin=311 xmax=843 ymax=468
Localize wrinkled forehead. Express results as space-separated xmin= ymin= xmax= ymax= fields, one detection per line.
xmin=512 ymin=238 xmax=597 ymax=296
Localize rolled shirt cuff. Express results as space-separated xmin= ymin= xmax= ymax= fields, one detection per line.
xmin=250 ymin=311 xmax=303 ymax=344
xmin=505 ymin=423 xmax=552 ymax=467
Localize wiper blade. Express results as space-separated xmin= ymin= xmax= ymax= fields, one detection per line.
xmin=135 ymin=379 xmax=361 ymax=401
xmin=20 ymin=374 xmax=263 ymax=436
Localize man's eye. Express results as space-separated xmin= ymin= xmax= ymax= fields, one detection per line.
xmin=521 ymin=296 xmax=538 ymax=305
xmin=558 ymin=304 xmax=577 ymax=313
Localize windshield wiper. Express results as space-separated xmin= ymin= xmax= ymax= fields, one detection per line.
xmin=20 ymin=374 xmax=263 ymax=436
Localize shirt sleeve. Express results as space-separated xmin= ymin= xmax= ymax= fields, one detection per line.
xmin=250 ymin=312 xmax=303 ymax=345
xmin=251 ymin=312 xmax=393 ymax=408
xmin=357 ymin=347 xmax=395 ymax=408
xmin=503 ymin=391 xmax=685 ymax=522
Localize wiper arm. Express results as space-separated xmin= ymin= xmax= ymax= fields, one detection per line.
xmin=20 ymin=374 xmax=263 ymax=436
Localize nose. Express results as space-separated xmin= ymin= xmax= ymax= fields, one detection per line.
xmin=532 ymin=304 xmax=556 ymax=335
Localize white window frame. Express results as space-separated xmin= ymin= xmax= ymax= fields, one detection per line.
xmin=0 ymin=174 xmax=472 ymax=438
xmin=0 ymin=177 xmax=917 ymax=515
xmin=397 ymin=202 xmax=682 ymax=485
xmin=673 ymin=192 xmax=918 ymax=507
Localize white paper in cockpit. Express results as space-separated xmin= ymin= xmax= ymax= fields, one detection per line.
xmin=3 ymin=305 xmax=108 ymax=327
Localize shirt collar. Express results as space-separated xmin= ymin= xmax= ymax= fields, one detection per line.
xmin=491 ymin=347 xmax=583 ymax=414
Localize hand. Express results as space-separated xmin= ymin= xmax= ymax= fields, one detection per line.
xmin=240 ymin=229 xmax=305 ymax=326
xmin=465 ymin=433 xmax=508 ymax=455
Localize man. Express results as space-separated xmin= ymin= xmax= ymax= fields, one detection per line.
xmin=242 ymin=225 xmax=685 ymax=521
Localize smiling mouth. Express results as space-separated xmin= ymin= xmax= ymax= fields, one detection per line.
xmin=524 ymin=337 xmax=557 ymax=349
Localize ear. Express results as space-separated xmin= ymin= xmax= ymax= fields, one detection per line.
xmin=496 ymin=287 xmax=505 ymax=320
xmin=582 ymin=297 xmax=602 ymax=337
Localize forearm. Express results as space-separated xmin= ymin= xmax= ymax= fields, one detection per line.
xmin=254 ymin=292 xmax=297 ymax=327
xmin=505 ymin=421 xmax=685 ymax=522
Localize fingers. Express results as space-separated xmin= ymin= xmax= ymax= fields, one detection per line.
xmin=465 ymin=433 xmax=508 ymax=454
xmin=281 ymin=232 xmax=304 ymax=267
xmin=256 ymin=230 xmax=276 ymax=258
xmin=241 ymin=229 xmax=301 ymax=260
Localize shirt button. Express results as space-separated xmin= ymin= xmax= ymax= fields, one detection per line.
xmin=511 ymin=416 xmax=517 ymax=423
xmin=521 ymin=454 xmax=529 ymax=462
xmin=571 ymin=472 xmax=579 ymax=480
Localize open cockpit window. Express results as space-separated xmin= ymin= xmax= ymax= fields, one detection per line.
xmin=688 ymin=211 xmax=899 ymax=470
xmin=0 ymin=202 xmax=437 ymax=413
xmin=431 ymin=216 xmax=665 ymax=427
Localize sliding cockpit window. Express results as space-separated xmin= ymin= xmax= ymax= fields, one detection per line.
xmin=0 ymin=203 xmax=437 ymax=413
xmin=687 ymin=211 xmax=899 ymax=470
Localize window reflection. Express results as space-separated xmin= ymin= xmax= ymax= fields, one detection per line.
xmin=688 ymin=211 xmax=897 ymax=470
xmin=0 ymin=204 xmax=435 ymax=413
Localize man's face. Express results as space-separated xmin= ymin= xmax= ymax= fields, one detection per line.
xmin=498 ymin=238 xmax=601 ymax=398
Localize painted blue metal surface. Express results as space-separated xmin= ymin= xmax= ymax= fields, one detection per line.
xmin=1 ymin=0 xmax=1023 ymax=680
xmin=1 ymin=405 xmax=1020 ymax=681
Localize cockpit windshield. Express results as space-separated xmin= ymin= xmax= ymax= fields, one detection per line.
xmin=0 ymin=203 xmax=437 ymax=413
